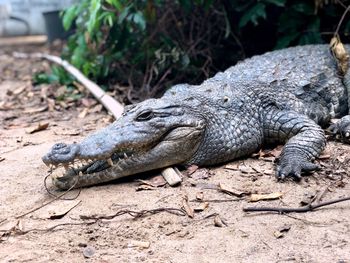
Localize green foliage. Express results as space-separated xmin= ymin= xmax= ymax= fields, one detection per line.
xmin=33 ymin=66 xmax=74 ymax=86
xmin=55 ymin=0 xmax=349 ymax=101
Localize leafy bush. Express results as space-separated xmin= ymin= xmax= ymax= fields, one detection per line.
xmin=58 ymin=0 xmax=350 ymax=102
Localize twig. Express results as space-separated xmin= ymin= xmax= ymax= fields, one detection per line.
xmin=80 ymin=207 xmax=186 ymax=220
xmin=0 ymin=221 xmax=96 ymax=237
xmin=190 ymin=198 xmax=243 ymax=203
xmin=243 ymin=196 xmax=350 ymax=214
xmin=334 ymin=4 xmax=350 ymax=36
xmin=15 ymin=173 xmax=79 ymax=219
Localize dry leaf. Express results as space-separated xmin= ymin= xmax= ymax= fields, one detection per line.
xmin=194 ymin=202 xmax=209 ymax=212
xmin=330 ymin=35 xmax=349 ymax=75
xmin=47 ymin=200 xmax=81 ymax=220
xmin=278 ymin=224 xmax=291 ymax=233
xmin=78 ymin=108 xmax=89 ymax=118
xmin=23 ymin=105 xmax=48 ymax=114
xmin=25 ymin=122 xmax=49 ymax=134
xmin=214 ymin=215 xmax=225 ymax=227
xmin=136 ymin=184 xmax=155 ymax=191
xmin=136 ymin=175 xmax=166 ymax=188
xmin=13 ymin=85 xmax=27 ymax=95
xmin=273 ymin=230 xmax=284 ymax=238
xmin=182 ymin=195 xmax=194 ymax=218
xmin=32 ymin=200 xmax=81 ymax=220
xmin=219 ymin=183 xmax=249 ymax=197
xmin=249 ymin=192 xmax=283 ymax=202
xmin=127 ymin=240 xmax=150 ymax=249
xmin=186 ymin=165 xmax=199 ymax=175
xmin=196 ymin=191 xmax=204 ymax=201
xmin=253 ymin=146 xmax=283 ymax=159
xmin=0 ymin=101 xmax=14 ymax=110
xmin=224 ymin=163 xmax=239 ymax=170
xmin=190 ymin=168 xmax=210 ymax=180
xmin=54 ymin=128 xmax=81 ymax=136
xmin=81 ymin=97 xmax=98 ymax=108
xmin=274 ymin=225 xmax=290 ymax=239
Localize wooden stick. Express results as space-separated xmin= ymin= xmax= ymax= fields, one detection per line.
xmin=243 ymin=196 xmax=350 ymax=214
xmin=13 ymin=52 xmax=182 ymax=186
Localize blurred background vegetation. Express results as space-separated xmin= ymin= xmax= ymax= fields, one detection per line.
xmin=43 ymin=0 xmax=350 ymax=103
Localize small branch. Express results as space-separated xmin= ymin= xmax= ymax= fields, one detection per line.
xmin=80 ymin=207 xmax=186 ymax=220
xmin=243 ymin=196 xmax=350 ymax=214
xmin=334 ymin=4 xmax=350 ymax=36
xmin=15 ymin=173 xmax=79 ymax=219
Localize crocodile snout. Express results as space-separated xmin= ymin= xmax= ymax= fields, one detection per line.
xmin=42 ymin=143 xmax=80 ymax=166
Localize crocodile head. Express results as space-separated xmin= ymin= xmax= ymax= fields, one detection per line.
xmin=42 ymin=95 xmax=205 ymax=189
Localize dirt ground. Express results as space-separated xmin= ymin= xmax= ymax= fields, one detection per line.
xmin=0 ymin=42 xmax=350 ymax=263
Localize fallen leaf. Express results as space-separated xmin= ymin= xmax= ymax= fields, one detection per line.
xmin=273 ymin=230 xmax=284 ymax=238
xmin=278 ymin=224 xmax=291 ymax=232
xmin=48 ymin=200 xmax=81 ymax=220
xmin=239 ymin=165 xmax=254 ymax=174
xmin=13 ymin=85 xmax=27 ymax=95
xmin=330 ymin=35 xmax=349 ymax=75
xmin=88 ymin=104 xmax=103 ymax=113
xmin=82 ymin=246 xmax=95 ymax=258
xmin=127 ymin=240 xmax=150 ymax=249
xmin=23 ymin=105 xmax=48 ymax=114
xmin=25 ymin=122 xmax=49 ymax=134
xmin=78 ymin=108 xmax=89 ymax=118
xmin=196 ymin=191 xmax=204 ymax=201
xmin=300 ymin=191 xmax=316 ymax=206
xmin=190 ymin=168 xmax=210 ymax=180
xmin=194 ymin=202 xmax=209 ymax=212
xmin=224 ymin=163 xmax=239 ymax=170
xmin=136 ymin=175 xmax=166 ymax=188
xmin=219 ymin=183 xmax=249 ymax=197
xmin=0 ymin=101 xmax=14 ymax=110
xmin=253 ymin=146 xmax=283 ymax=159
xmin=182 ymin=195 xmax=194 ymax=218
xmin=249 ymin=192 xmax=283 ymax=202
xmin=274 ymin=225 xmax=290 ymax=239
xmin=186 ymin=165 xmax=199 ymax=176
xmin=81 ymin=97 xmax=98 ymax=108
xmin=214 ymin=215 xmax=225 ymax=227
xmin=54 ymin=128 xmax=81 ymax=136
xmin=136 ymin=184 xmax=155 ymax=191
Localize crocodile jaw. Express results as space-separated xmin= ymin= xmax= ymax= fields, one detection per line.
xmin=43 ymin=125 xmax=204 ymax=189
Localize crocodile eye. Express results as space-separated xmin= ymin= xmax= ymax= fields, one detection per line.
xmin=136 ymin=110 xmax=154 ymax=121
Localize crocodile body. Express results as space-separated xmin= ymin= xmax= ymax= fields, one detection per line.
xmin=43 ymin=44 xmax=350 ymax=189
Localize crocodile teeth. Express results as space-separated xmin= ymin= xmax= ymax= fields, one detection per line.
xmin=345 ymin=132 xmax=350 ymax=138
xmin=124 ymin=153 xmax=128 ymax=158
xmin=107 ymin=158 xmax=114 ymax=166
xmin=79 ymin=171 xmax=83 ymax=177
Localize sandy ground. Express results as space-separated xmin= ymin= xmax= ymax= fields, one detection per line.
xmin=0 ymin=43 xmax=350 ymax=263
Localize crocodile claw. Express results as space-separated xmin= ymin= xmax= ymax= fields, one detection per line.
xmin=276 ymin=159 xmax=319 ymax=181
xmin=329 ymin=115 xmax=350 ymax=143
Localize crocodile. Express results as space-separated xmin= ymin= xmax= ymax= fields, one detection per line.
xmin=42 ymin=44 xmax=350 ymax=190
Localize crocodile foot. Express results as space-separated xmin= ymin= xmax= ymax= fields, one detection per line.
xmin=329 ymin=115 xmax=350 ymax=143
xmin=276 ymin=157 xmax=320 ymax=181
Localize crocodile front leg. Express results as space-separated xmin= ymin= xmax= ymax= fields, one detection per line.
xmin=263 ymin=109 xmax=326 ymax=180
xmin=330 ymin=115 xmax=350 ymax=142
